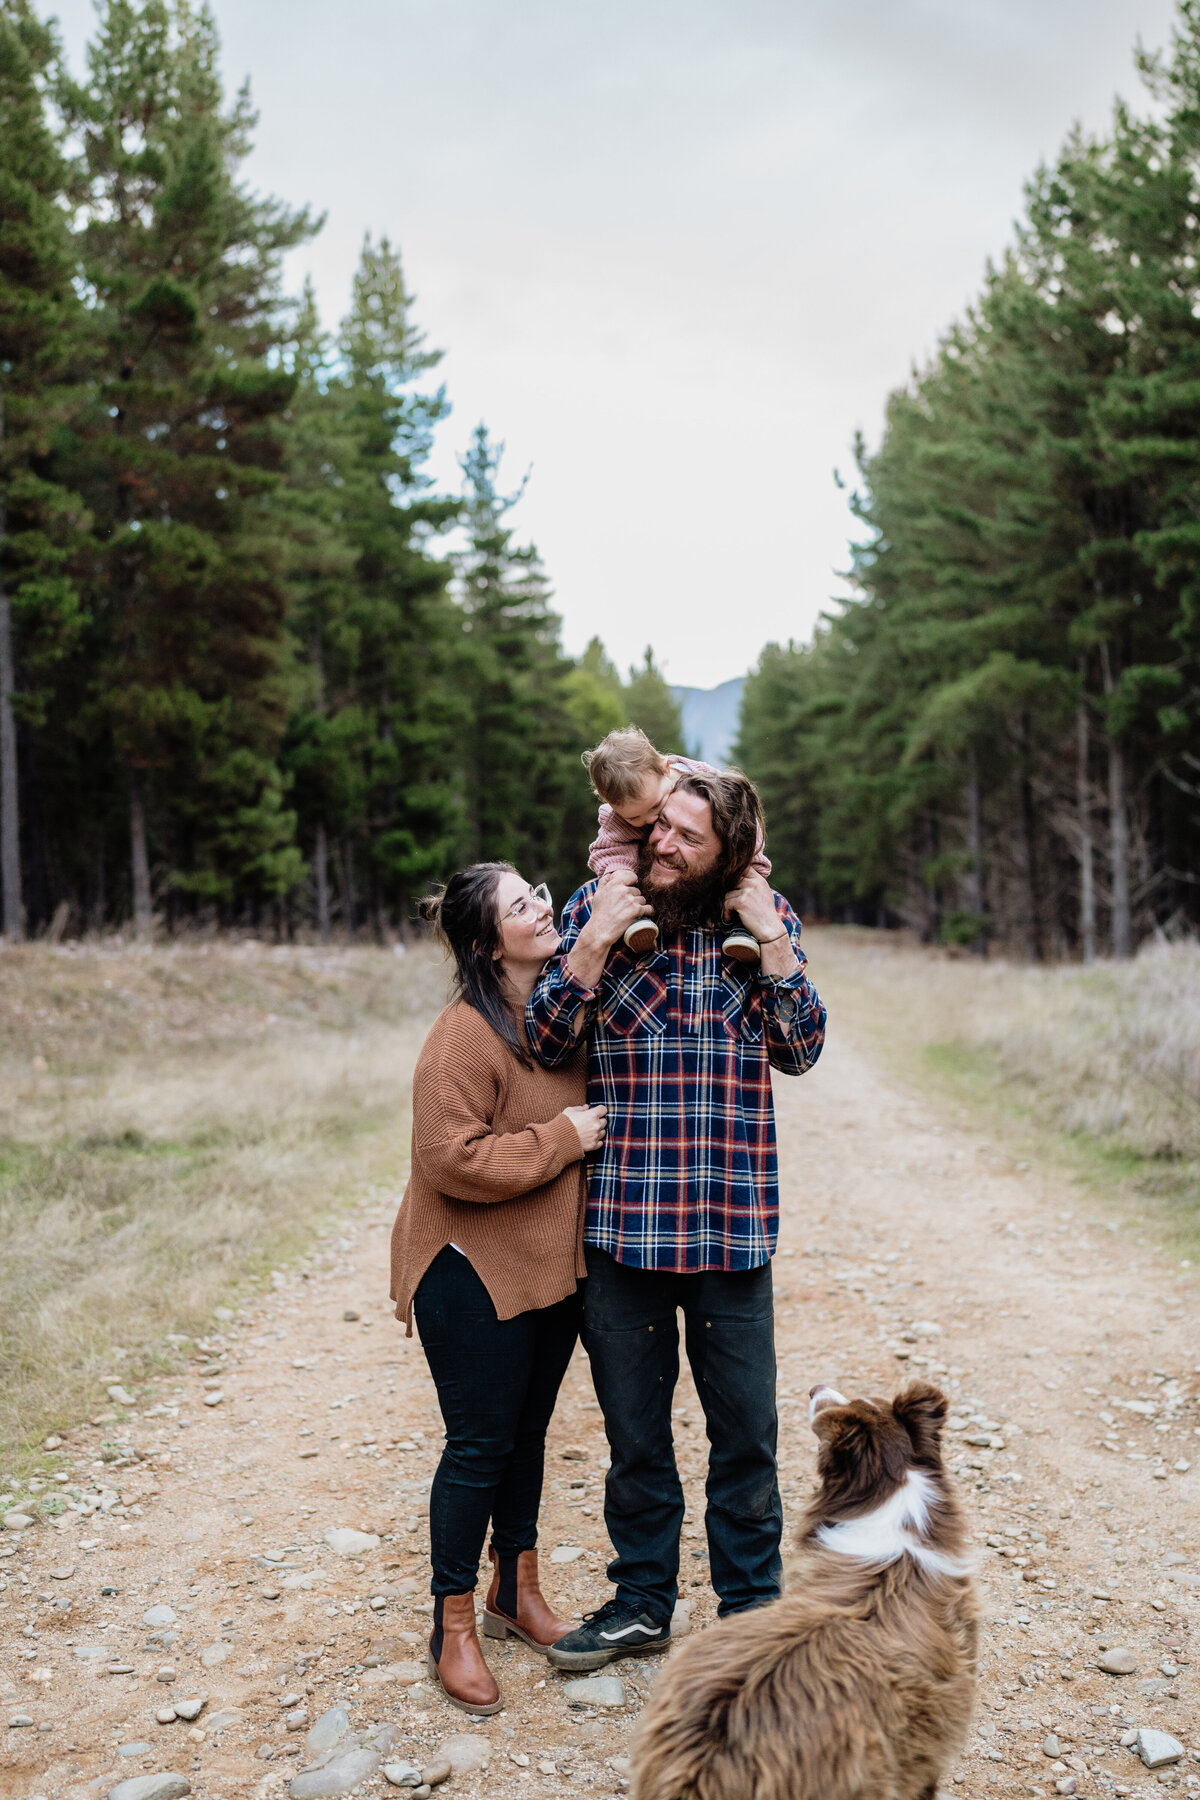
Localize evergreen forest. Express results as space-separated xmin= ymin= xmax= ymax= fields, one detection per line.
xmin=737 ymin=1 xmax=1200 ymax=960
xmin=0 ymin=0 xmax=687 ymax=940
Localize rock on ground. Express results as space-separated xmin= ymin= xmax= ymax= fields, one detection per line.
xmin=323 ymin=1527 xmax=380 ymax=1556
xmin=106 ymin=1778 xmax=191 ymax=1800
xmin=562 ymin=1676 xmax=626 ymax=1708
xmin=1136 ymin=1728 xmax=1185 ymax=1769
xmin=288 ymin=1748 xmax=380 ymax=1799
xmin=438 ymin=1732 xmax=489 ymax=1773
xmin=304 ymin=1706 xmax=352 ymax=1755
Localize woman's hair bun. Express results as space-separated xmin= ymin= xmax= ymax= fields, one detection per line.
xmin=416 ymin=887 xmax=445 ymax=929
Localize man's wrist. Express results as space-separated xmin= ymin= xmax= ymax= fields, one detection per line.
xmin=757 ymin=921 xmax=801 ymax=982
xmin=576 ymin=917 xmax=617 ymax=959
xmin=564 ymin=917 xmax=612 ymax=990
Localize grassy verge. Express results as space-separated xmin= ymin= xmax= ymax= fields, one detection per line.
xmin=0 ymin=938 xmax=449 ymax=1464
xmin=804 ymin=925 xmax=1200 ymax=1256
xmin=7 ymin=925 xmax=1195 ymax=1468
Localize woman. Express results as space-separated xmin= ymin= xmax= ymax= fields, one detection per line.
xmin=390 ymin=863 xmax=606 ymax=1715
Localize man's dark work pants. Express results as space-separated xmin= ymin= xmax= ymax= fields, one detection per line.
xmin=582 ymin=1245 xmax=781 ymax=1623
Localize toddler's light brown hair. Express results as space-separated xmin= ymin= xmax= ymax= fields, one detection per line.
xmin=583 ymin=727 xmax=669 ymax=805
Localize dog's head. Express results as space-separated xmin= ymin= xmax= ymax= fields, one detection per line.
xmin=808 ymin=1380 xmax=949 ymax=1523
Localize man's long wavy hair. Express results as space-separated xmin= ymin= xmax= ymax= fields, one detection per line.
xmin=417 ymin=862 xmax=533 ymax=1067
xmin=671 ymin=767 xmax=764 ymax=888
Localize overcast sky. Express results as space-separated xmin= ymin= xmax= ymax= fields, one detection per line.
xmin=52 ymin=0 xmax=1181 ymax=688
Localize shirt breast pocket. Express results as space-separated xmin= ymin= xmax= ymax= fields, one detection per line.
xmin=720 ymin=968 xmax=764 ymax=1044
xmin=600 ymin=957 xmax=669 ymax=1038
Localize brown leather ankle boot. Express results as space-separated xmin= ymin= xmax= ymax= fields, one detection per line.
xmin=482 ymin=1544 xmax=575 ymax=1652
xmin=427 ymin=1592 xmax=502 ymax=1714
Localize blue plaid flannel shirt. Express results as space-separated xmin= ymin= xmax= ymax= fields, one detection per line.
xmin=525 ymin=881 xmax=826 ymax=1271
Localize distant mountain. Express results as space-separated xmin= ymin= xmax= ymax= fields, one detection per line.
xmin=670 ymin=677 xmax=746 ymax=767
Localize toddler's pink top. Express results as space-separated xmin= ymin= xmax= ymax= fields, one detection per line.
xmin=587 ymin=754 xmax=771 ymax=878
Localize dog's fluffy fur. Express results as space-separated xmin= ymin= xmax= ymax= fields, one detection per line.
xmin=632 ymin=1381 xmax=979 ymax=1800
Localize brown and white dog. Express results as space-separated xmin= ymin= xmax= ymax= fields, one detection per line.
xmin=632 ymin=1381 xmax=979 ymax=1800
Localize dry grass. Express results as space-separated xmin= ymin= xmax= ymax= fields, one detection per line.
xmin=7 ymin=925 xmax=1196 ymax=1465
xmin=807 ymin=925 xmax=1200 ymax=1242
xmin=0 ymin=937 xmax=450 ymax=1462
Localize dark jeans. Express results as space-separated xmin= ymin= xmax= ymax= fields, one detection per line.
xmin=582 ymin=1246 xmax=781 ymax=1622
xmin=414 ymin=1245 xmax=581 ymax=1596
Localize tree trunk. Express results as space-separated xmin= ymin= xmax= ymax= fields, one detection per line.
xmin=964 ymin=750 xmax=985 ymax=954
xmin=371 ymin=871 xmax=387 ymax=946
xmin=1076 ymin=683 xmax=1096 ymax=964
xmin=93 ymin=843 xmax=107 ymax=933
xmin=1013 ymin=715 xmax=1042 ymax=961
xmin=130 ymin=769 xmax=153 ymax=940
xmin=1107 ymin=735 xmax=1132 ymax=959
xmin=920 ymin=809 xmax=940 ymax=943
xmin=314 ymin=818 xmax=330 ymax=943
xmin=19 ymin=719 xmax=48 ymax=934
xmin=1013 ymin=774 xmax=1040 ymax=961
xmin=0 ymin=587 xmax=23 ymax=942
xmin=0 ymin=393 xmax=24 ymax=941
xmin=340 ymin=834 xmax=356 ymax=937
xmin=1100 ymin=644 xmax=1132 ymax=959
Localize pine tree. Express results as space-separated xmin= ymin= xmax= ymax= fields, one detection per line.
xmin=457 ymin=423 xmax=588 ymax=891
xmin=739 ymin=0 xmax=1200 ymax=958
xmin=0 ymin=0 xmax=86 ymax=939
xmin=62 ymin=0 xmax=316 ymax=931
xmin=275 ymin=279 xmax=358 ymax=938
xmin=323 ymin=235 xmax=461 ymax=934
xmin=623 ymin=647 xmax=686 ymax=754
xmin=562 ymin=635 xmax=626 ymax=745
xmin=734 ymin=639 xmax=828 ymax=915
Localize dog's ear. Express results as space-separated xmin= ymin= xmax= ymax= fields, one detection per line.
xmin=892 ymin=1381 xmax=948 ymax=1464
xmin=811 ymin=1401 xmax=859 ymax=1447
xmin=814 ymin=1400 xmax=910 ymax=1492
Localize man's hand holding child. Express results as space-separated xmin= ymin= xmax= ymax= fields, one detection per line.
xmin=724 ymin=871 xmax=799 ymax=979
xmin=567 ymin=869 xmax=652 ymax=989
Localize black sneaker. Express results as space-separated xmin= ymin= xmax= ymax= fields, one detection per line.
xmin=545 ymin=1599 xmax=671 ymax=1671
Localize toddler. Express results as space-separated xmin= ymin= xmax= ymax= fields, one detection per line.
xmin=584 ymin=726 xmax=771 ymax=961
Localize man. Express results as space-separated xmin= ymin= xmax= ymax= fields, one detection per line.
xmin=525 ymin=767 xmax=826 ymax=1671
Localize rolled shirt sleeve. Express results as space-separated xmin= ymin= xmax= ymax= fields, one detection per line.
xmin=754 ymin=897 xmax=826 ymax=1074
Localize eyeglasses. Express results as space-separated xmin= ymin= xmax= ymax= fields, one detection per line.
xmin=502 ymin=882 xmax=552 ymax=922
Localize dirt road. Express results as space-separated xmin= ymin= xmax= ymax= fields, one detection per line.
xmin=3 ymin=987 xmax=1198 ymax=1800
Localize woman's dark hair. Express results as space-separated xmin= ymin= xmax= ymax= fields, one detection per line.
xmin=417 ymin=862 xmax=533 ymax=1066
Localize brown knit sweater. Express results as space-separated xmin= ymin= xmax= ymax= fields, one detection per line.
xmin=390 ymin=1000 xmax=588 ymax=1333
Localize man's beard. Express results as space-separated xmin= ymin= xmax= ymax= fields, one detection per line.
xmin=637 ymin=843 xmax=728 ymax=936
